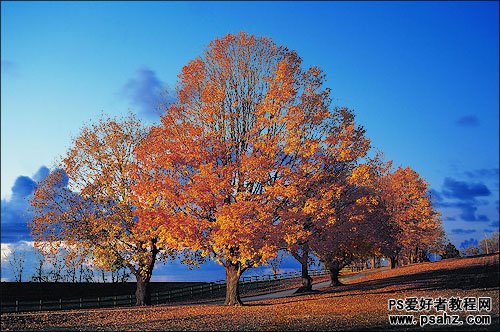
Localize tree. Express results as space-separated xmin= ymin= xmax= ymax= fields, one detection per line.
xmin=280 ymin=107 xmax=371 ymax=292
xmin=479 ymin=232 xmax=499 ymax=254
xmin=133 ymin=32 xmax=347 ymax=305
xmin=47 ymin=253 xmax=65 ymax=282
xmin=441 ymin=241 xmax=460 ymax=259
xmin=378 ymin=166 xmax=443 ymax=268
xmin=309 ymin=160 xmax=391 ymax=286
xmin=5 ymin=247 xmax=26 ymax=282
xmin=32 ymin=253 xmax=49 ymax=282
xmin=30 ymin=113 xmax=174 ymax=305
xmin=463 ymin=245 xmax=480 ymax=256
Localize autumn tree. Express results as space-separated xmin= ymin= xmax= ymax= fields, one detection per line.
xmin=308 ymin=158 xmax=392 ymax=286
xmin=279 ymin=108 xmax=370 ymax=291
xmin=378 ymin=166 xmax=443 ymax=268
xmin=30 ymin=114 xmax=173 ymax=305
xmin=133 ymin=32 xmax=345 ymax=305
xmin=462 ymin=244 xmax=480 ymax=257
xmin=479 ymin=232 xmax=499 ymax=254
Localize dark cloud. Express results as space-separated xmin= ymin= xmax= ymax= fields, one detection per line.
xmin=459 ymin=238 xmax=478 ymax=250
xmin=436 ymin=201 xmax=489 ymax=222
xmin=32 ymin=166 xmax=50 ymax=183
xmin=456 ymin=115 xmax=479 ymax=127
xmin=476 ymin=215 xmax=489 ymax=222
xmin=453 ymin=202 xmax=489 ymax=222
xmin=1 ymin=199 xmax=29 ymax=243
xmin=50 ymin=168 xmax=69 ymax=188
xmin=465 ymin=168 xmax=499 ymax=179
xmin=451 ymin=228 xmax=476 ymax=235
xmin=1 ymin=167 xmax=50 ymax=243
xmin=434 ymin=176 xmax=495 ymax=224
xmin=11 ymin=176 xmax=37 ymax=198
xmin=444 ymin=202 xmax=490 ymax=222
xmin=122 ymin=67 xmax=174 ymax=120
xmin=442 ymin=177 xmax=490 ymax=201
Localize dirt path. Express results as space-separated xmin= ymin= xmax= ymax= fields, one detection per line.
xmin=241 ymin=267 xmax=388 ymax=302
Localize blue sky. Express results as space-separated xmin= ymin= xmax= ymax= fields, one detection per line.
xmin=1 ymin=1 xmax=498 ymax=281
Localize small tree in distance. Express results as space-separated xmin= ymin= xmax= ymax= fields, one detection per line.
xmin=441 ymin=241 xmax=461 ymax=259
xmin=479 ymin=232 xmax=499 ymax=254
xmin=5 ymin=247 xmax=26 ymax=282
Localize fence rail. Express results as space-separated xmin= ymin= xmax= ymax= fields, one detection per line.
xmin=1 ymin=269 xmax=328 ymax=313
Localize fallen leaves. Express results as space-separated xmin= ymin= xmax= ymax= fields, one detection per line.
xmin=2 ymin=254 xmax=498 ymax=331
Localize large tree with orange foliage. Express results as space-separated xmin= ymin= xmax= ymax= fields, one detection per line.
xmin=133 ymin=32 xmax=351 ymax=305
xmin=30 ymin=114 xmax=174 ymax=305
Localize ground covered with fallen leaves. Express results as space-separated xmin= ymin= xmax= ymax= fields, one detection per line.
xmin=2 ymin=254 xmax=498 ymax=331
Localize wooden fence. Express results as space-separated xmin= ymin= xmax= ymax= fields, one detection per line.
xmin=1 ymin=269 xmax=328 ymax=313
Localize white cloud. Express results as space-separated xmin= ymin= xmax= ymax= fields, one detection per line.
xmin=1 ymin=241 xmax=39 ymax=281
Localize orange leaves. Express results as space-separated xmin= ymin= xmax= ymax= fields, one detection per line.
xmin=377 ymin=165 xmax=443 ymax=256
xmin=135 ymin=32 xmax=444 ymax=283
xmin=178 ymin=58 xmax=205 ymax=105
xmin=30 ymin=113 xmax=174 ymax=280
xmin=134 ymin=32 xmax=344 ymax=273
xmin=210 ymin=200 xmax=276 ymax=265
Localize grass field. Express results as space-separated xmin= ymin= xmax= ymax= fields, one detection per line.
xmin=1 ymin=254 xmax=498 ymax=331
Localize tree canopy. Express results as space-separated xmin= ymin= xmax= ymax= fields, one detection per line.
xmin=30 ymin=32 xmax=446 ymax=307
xmin=30 ymin=114 xmax=173 ymax=305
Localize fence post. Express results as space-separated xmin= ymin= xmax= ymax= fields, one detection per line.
xmin=114 ymin=296 xmax=117 ymax=307
xmin=190 ymin=287 xmax=193 ymax=297
xmin=98 ymin=297 xmax=100 ymax=308
xmin=39 ymin=299 xmax=43 ymax=311
xmin=155 ymin=292 xmax=159 ymax=304
xmin=15 ymin=300 xmax=19 ymax=313
xmin=59 ymin=298 xmax=62 ymax=310
xmin=80 ymin=298 xmax=82 ymax=309
xmin=129 ymin=294 xmax=132 ymax=305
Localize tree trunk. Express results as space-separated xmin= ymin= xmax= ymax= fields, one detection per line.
xmin=292 ymin=248 xmax=312 ymax=293
xmin=224 ymin=264 xmax=243 ymax=306
xmin=389 ymin=256 xmax=398 ymax=269
xmin=328 ymin=262 xmax=343 ymax=287
xmin=295 ymin=260 xmax=312 ymax=293
xmin=371 ymin=256 xmax=376 ymax=269
xmin=132 ymin=239 xmax=158 ymax=306
xmin=135 ymin=275 xmax=151 ymax=306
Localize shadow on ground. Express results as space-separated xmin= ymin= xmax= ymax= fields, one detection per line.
xmin=330 ymin=261 xmax=499 ymax=295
